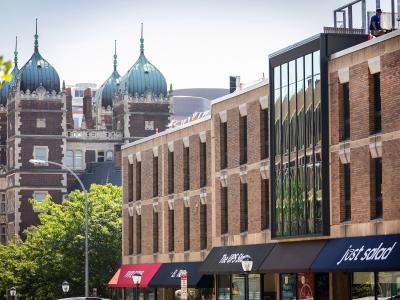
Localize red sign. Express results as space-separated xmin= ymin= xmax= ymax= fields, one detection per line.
xmin=180 ymin=270 xmax=188 ymax=300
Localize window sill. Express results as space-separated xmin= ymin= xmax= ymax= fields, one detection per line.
xmin=240 ymin=231 xmax=248 ymax=236
xmin=371 ymin=217 xmax=383 ymax=222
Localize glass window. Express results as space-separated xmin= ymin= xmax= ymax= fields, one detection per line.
xmin=280 ymin=273 xmax=296 ymax=300
xmin=297 ymin=272 xmax=314 ymax=300
xmin=281 ymin=63 xmax=288 ymax=87
xmin=296 ymin=57 xmax=304 ymax=81
xmin=34 ymin=147 xmax=47 ymax=161
xmin=263 ymin=273 xmax=276 ymax=299
xmin=377 ymin=271 xmax=400 ymax=298
xmin=9 ymin=147 xmax=14 ymax=167
xmin=249 ymin=274 xmax=261 ymax=300
xmin=232 ymin=274 xmax=245 ymax=300
xmin=352 ymin=272 xmax=375 ymax=300
xmin=315 ymin=273 xmax=329 ymax=300
xmin=217 ymin=275 xmax=231 ymax=300
xmin=74 ymin=150 xmax=82 ymax=168
xmin=66 ymin=150 xmax=73 ymax=167
xmin=289 ymin=60 xmax=296 ymax=84
xmin=274 ymin=89 xmax=281 ymax=157
xmin=274 ymin=66 xmax=281 ymax=89
xmin=34 ymin=192 xmax=47 ymax=202
xmin=313 ymin=51 xmax=320 ymax=75
xmin=0 ymin=194 xmax=5 ymax=214
xmin=106 ymin=150 xmax=113 ymax=161
xmin=305 ymin=54 xmax=312 ymax=79
xmin=97 ymin=151 xmax=105 ymax=162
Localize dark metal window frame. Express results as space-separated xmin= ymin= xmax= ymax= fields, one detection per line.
xmin=240 ymin=182 xmax=248 ymax=233
xmin=153 ymin=211 xmax=159 ymax=253
xmin=220 ymin=122 xmax=228 ymax=169
xmin=168 ymin=209 xmax=174 ymax=252
xmin=184 ymin=146 xmax=190 ymax=191
xmin=129 ymin=215 xmax=134 ymax=255
xmin=261 ymin=178 xmax=270 ymax=230
xmin=372 ymin=157 xmax=382 ymax=219
xmin=200 ymin=203 xmax=207 ymax=250
xmin=342 ymin=82 xmax=350 ymax=141
xmin=136 ymin=160 xmax=141 ymax=201
xmin=240 ymin=115 xmax=248 ymax=165
xmin=136 ymin=214 xmax=142 ymax=254
xmin=153 ymin=155 xmax=159 ymax=197
xmin=128 ymin=162 xmax=133 ymax=202
xmin=260 ymin=108 xmax=269 ymax=159
xmin=168 ymin=150 xmax=174 ymax=194
xmin=372 ymin=73 xmax=381 ymax=134
xmin=343 ymin=163 xmax=351 ymax=222
xmin=200 ymin=141 xmax=207 ymax=187
xmin=184 ymin=206 xmax=190 ymax=251
xmin=221 ymin=186 xmax=228 ymax=234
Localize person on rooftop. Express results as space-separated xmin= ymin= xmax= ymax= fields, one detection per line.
xmin=370 ymin=8 xmax=384 ymax=36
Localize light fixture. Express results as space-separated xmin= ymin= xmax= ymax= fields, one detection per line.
xmin=241 ymin=255 xmax=253 ymax=273
xmin=132 ymin=271 xmax=142 ymax=286
xmin=10 ymin=287 xmax=16 ymax=297
xmin=62 ymin=281 xmax=70 ymax=293
xmin=29 ymin=158 xmax=47 ymax=166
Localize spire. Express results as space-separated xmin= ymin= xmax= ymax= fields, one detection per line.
xmin=140 ymin=22 xmax=144 ymax=55
xmin=34 ymin=18 xmax=39 ymax=52
xmin=113 ymin=40 xmax=117 ymax=72
xmin=62 ymin=80 xmax=66 ymax=91
xmin=14 ymin=36 xmax=18 ymax=68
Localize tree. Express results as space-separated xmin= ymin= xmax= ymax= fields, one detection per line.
xmin=0 ymin=56 xmax=12 ymax=89
xmin=0 ymin=184 xmax=122 ymax=299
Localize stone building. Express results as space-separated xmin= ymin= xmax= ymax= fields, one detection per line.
xmin=0 ymin=21 xmax=173 ymax=241
xmin=115 ymin=31 xmax=400 ymax=300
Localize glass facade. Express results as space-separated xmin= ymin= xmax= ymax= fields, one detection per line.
xmin=352 ymin=272 xmax=400 ymax=299
xmin=273 ymin=51 xmax=322 ymax=237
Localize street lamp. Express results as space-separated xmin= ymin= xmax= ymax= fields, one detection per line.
xmin=29 ymin=158 xmax=90 ymax=297
xmin=10 ymin=287 xmax=16 ymax=299
xmin=62 ymin=281 xmax=70 ymax=294
xmin=241 ymin=256 xmax=253 ymax=300
xmin=132 ymin=272 xmax=142 ymax=300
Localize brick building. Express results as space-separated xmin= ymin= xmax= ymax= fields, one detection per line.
xmin=115 ymin=31 xmax=400 ymax=300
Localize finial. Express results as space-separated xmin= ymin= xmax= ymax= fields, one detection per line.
xmin=34 ymin=18 xmax=39 ymax=52
xmin=14 ymin=36 xmax=18 ymax=68
xmin=140 ymin=22 xmax=144 ymax=54
xmin=62 ymin=80 xmax=66 ymax=91
xmin=113 ymin=40 xmax=117 ymax=72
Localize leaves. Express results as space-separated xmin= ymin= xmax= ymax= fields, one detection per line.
xmin=0 ymin=184 xmax=122 ymax=299
xmin=0 ymin=55 xmax=13 ymax=89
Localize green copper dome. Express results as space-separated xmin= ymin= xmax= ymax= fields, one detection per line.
xmin=95 ymin=41 xmax=121 ymax=108
xmin=19 ymin=19 xmax=60 ymax=93
xmin=118 ymin=24 xmax=167 ymax=98
xmin=0 ymin=37 xmax=19 ymax=105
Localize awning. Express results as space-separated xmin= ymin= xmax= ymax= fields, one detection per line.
xmin=311 ymin=234 xmax=400 ymax=272
xmin=108 ymin=264 xmax=162 ymax=288
xmin=148 ymin=262 xmax=213 ymax=288
xmin=260 ymin=240 xmax=327 ymax=273
xmin=199 ymin=243 xmax=275 ymax=274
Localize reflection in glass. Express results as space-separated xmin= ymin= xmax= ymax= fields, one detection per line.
xmin=232 ymin=274 xmax=245 ymax=300
xmin=289 ymin=84 xmax=296 ymax=153
xmin=217 ymin=275 xmax=231 ymax=300
xmin=274 ymin=66 xmax=281 ymax=89
xmin=377 ymin=272 xmax=400 ymax=298
xmin=274 ymin=89 xmax=281 ymax=157
xmin=314 ymin=74 xmax=321 ymax=145
xmin=281 ymin=63 xmax=288 ymax=87
xmin=352 ymin=272 xmax=375 ymax=300
xmin=289 ymin=60 xmax=296 ymax=84
xmin=282 ymin=86 xmax=289 ymax=154
xmin=313 ymin=51 xmax=320 ymax=75
xmin=249 ymin=274 xmax=261 ymax=300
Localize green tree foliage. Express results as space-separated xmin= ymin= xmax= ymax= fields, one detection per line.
xmin=0 ymin=56 xmax=12 ymax=89
xmin=0 ymin=184 xmax=122 ymax=299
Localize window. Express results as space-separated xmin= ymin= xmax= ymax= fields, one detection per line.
xmin=343 ymin=163 xmax=351 ymax=222
xmin=136 ymin=160 xmax=141 ymax=201
xmin=9 ymin=147 xmax=14 ymax=168
xmin=74 ymin=150 xmax=82 ymax=168
xmin=153 ymin=156 xmax=159 ymax=197
xmin=136 ymin=214 xmax=141 ymax=254
xmin=184 ymin=147 xmax=190 ymax=191
xmin=0 ymin=193 xmax=5 ymax=214
xmin=97 ymin=151 xmax=105 ymax=162
xmin=372 ymin=158 xmax=382 ymax=219
xmin=184 ymin=207 xmax=190 ymax=251
xmin=0 ymin=225 xmax=6 ymax=245
xmin=34 ymin=191 xmax=47 ymax=202
xmin=200 ymin=141 xmax=207 ymax=187
xmin=342 ymin=82 xmax=350 ymax=141
xmin=221 ymin=186 xmax=228 ymax=234
xmin=145 ymin=120 xmax=154 ymax=131
xmin=168 ymin=150 xmax=174 ymax=194
xmin=220 ymin=122 xmax=228 ymax=169
xmin=153 ymin=211 xmax=159 ymax=253
xmin=260 ymin=108 xmax=269 ymax=159
xmin=200 ymin=203 xmax=207 ymax=250
xmin=66 ymin=150 xmax=74 ymax=167
xmin=106 ymin=150 xmax=113 ymax=161
xmin=36 ymin=118 xmax=46 ymax=128
xmin=34 ymin=146 xmax=48 ymax=162
xmin=240 ymin=183 xmax=248 ymax=232
xmin=261 ymin=179 xmax=269 ymax=230
xmin=168 ymin=209 xmax=174 ymax=252
xmin=240 ymin=115 xmax=248 ymax=165
xmin=129 ymin=215 xmax=134 ymax=255
xmin=128 ymin=162 xmax=133 ymax=202
xmin=372 ymin=73 xmax=381 ymax=134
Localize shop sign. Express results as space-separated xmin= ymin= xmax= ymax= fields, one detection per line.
xmin=297 ymin=272 xmax=314 ymax=300
xmin=218 ymin=253 xmax=248 ymax=264
xmin=181 ymin=270 xmax=187 ymax=300
xmin=170 ymin=269 xmax=186 ymax=278
xmin=123 ymin=270 xmax=144 ymax=279
xmin=336 ymin=242 xmax=397 ymax=266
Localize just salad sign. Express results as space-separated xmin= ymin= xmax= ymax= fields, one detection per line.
xmin=336 ymin=242 xmax=397 ymax=266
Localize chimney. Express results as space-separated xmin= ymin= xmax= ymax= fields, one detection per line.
xmin=83 ymin=88 xmax=94 ymax=129
xmin=229 ymin=76 xmax=240 ymax=93
xmin=66 ymin=87 xmax=74 ymax=129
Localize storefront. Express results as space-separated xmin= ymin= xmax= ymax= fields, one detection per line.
xmin=260 ymin=240 xmax=328 ymax=300
xmin=199 ymin=244 xmax=276 ymax=300
xmin=311 ymin=234 xmax=400 ymax=299
xmin=148 ymin=262 xmax=214 ymax=300
xmin=108 ymin=263 xmax=162 ymax=300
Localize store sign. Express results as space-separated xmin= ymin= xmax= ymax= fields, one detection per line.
xmin=123 ymin=270 xmax=144 ymax=279
xmin=170 ymin=269 xmax=186 ymax=278
xmin=336 ymin=242 xmax=397 ymax=266
xmin=181 ymin=270 xmax=187 ymax=300
xmin=218 ymin=253 xmax=248 ymax=264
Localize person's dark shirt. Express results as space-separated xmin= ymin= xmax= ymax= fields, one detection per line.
xmin=370 ymin=14 xmax=382 ymax=30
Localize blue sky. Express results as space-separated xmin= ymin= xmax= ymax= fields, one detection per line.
xmin=0 ymin=0 xmax=392 ymax=89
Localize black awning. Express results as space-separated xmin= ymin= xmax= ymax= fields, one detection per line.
xmin=199 ymin=243 xmax=275 ymax=274
xmin=148 ymin=262 xmax=213 ymax=288
xmin=259 ymin=240 xmax=327 ymax=273
xmin=311 ymin=234 xmax=400 ymax=272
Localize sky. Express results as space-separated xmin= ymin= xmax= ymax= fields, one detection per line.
xmin=0 ymin=0 xmax=393 ymax=89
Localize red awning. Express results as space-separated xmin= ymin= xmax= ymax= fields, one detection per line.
xmin=108 ymin=264 xmax=162 ymax=288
